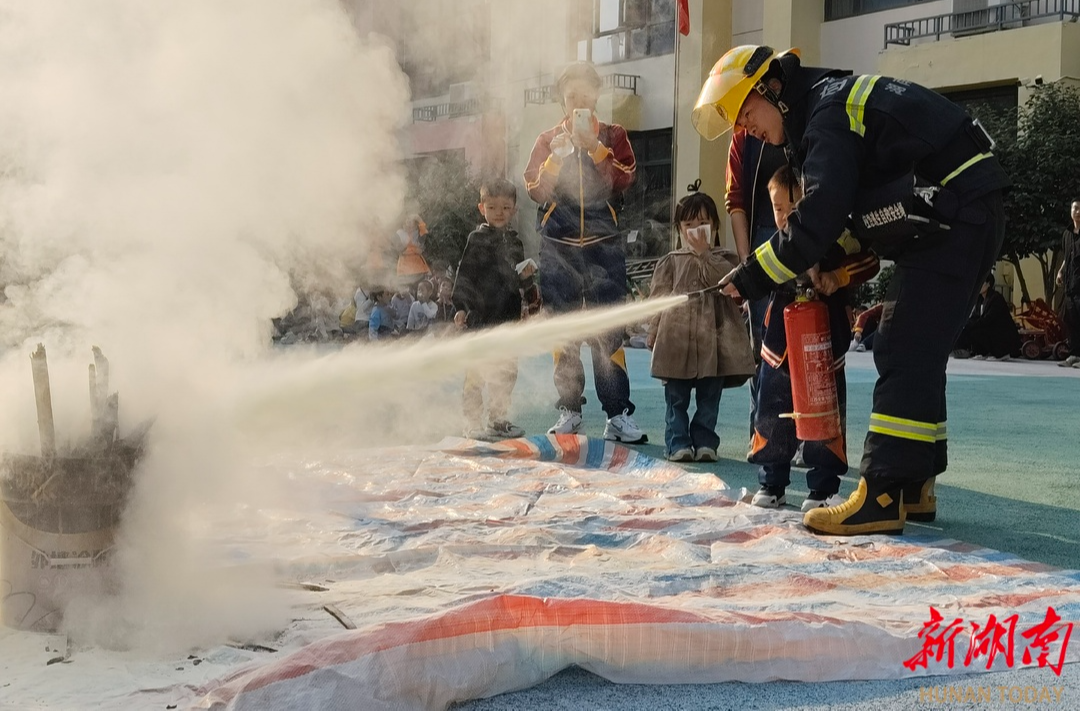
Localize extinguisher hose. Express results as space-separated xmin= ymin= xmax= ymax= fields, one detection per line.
xmin=687 ymin=268 xmax=737 ymax=298
xmin=686 ymin=282 xmax=725 ymax=298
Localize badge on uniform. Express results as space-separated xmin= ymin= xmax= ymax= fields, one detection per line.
xmin=851 ymin=172 xmax=951 ymax=254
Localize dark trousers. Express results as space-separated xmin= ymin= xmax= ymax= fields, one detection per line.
xmin=954 ymin=320 xmax=1015 ymax=358
xmin=1063 ymin=295 xmax=1080 ymax=357
xmin=750 ymin=293 xmax=851 ymax=495
xmin=861 ymin=191 xmax=1005 ymax=486
xmin=747 ymin=224 xmax=775 ymax=438
xmin=463 ymin=361 xmax=518 ymax=426
xmin=541 ymin=238 xmax=634 ymax=416
xmin=663 ymin=377 xmax=723 ymax=455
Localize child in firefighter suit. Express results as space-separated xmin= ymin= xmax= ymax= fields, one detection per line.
xmin=750 ymin=166 xmax=879 ymax=511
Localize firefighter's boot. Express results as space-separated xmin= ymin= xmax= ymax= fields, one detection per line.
xmin=902 ymin=477 xmax=937 ymax=522
xmin=803 ymin=477 xmax=906 ymax=536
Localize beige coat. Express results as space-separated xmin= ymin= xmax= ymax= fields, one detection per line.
xmin=648 ymin=247 xmax=755 ymax=385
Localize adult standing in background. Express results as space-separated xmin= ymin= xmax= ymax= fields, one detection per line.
xmin=1057 ymin=198 xmax=1080 ymax=367
xmin=524 ymin=61 xmax=645 ymax=444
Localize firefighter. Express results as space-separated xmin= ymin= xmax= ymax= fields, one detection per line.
xmin=692 ymin=46 xmax=1009 ymax=536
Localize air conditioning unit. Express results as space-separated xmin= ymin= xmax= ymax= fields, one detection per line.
xmin=449 ymin=81 xmax=478 ymax=103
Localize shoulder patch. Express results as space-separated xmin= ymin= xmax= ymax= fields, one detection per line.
xmin=818 ymin=77 xmax=850 ymax=101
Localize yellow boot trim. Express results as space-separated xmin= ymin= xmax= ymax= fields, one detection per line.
xmin=905 ymin=477 xmax=937 ymax=520
xmin=803 ymin=478 xmax=906 ymax=536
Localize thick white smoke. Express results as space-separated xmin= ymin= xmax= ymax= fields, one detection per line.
xmin=0 ymin=0 xmax=410 ymax=652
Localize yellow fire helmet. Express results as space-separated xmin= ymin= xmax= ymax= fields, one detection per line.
xmin=692 ymin=45 xmax=800 ymax=141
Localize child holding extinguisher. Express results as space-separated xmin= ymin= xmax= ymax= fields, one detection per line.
xmin=749 ymin=166 xmax=879 ymax=511
xmin=646 ymin=184 xmax=755 ymax=462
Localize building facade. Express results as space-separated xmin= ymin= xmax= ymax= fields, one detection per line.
xmin=348 ymin=0 xmax=1080 ymax=300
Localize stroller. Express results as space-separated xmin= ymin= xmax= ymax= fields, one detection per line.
xmin=1014 ymin=298 xmax=1070 ymax=360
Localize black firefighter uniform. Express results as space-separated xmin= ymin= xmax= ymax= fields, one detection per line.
xmin=729 ymin=67 xmax=1011 ymax=512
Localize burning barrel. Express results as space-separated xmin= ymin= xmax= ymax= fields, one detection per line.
xmin=0 ymin=346 xmax=148 ymax=631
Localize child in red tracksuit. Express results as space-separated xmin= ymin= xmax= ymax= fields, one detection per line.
xmin=749 ymin=165 xmax=879 ymax=512
xmin=523 ymin=61 xmax=644 ymax=444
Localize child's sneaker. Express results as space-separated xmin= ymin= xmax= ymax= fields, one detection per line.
xmin=751 ymin=486 xmax=786 ymax=508
xmin=547 ymin=408 xmax=583 ymax=435
xmin=694 ymin=447 xmax=718 ymax=462
xmin=463 ymin=424 xmax=490 ymax=440
xmin=667 ymin=447 xmax=694 ymax=462
xmin=603 ymin=409 xmax=647 ymax=444
xmin=801 ymin=490 xmax=842 ymax=512
xmin=488 ymin=420 xmax=525 ymax=439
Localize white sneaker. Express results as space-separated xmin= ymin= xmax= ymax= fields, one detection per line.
xmin=603 ymin=409 xmax=647 ymax=444
xmin=855 ymin=343 xmax=866 ymax=352
xmin=547 ymin=408 xmax=583 ymax=435
xmin=971 ymin=354 xmax=987 ymax=360
xmin=464 ymin=424 xmax=492 ymax=440
xmin=751 ymin=486 xmax=786 ymax=508
xmin=800 ymin=491 xmax=844 ymax=512
xmin=694 ymin=447 xmax=718 ymax=462
xmin=667 ymin=447 xmax=694 ymax=462
xmin=1058 ymin=355 xmax=1079 ymax=367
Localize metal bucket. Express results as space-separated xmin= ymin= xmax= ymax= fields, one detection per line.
xmin=0 ymin=451 xmax=136 ymax=631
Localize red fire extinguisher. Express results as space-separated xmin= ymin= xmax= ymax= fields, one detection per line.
xmin=783 ymin=290 xmax=841 ymax=441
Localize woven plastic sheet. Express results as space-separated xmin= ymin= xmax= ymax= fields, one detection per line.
xmin=193 ymin=435 xmax=1080 ymax=710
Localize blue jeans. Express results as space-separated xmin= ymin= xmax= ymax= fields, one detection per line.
xmin=664 ymin=377 xmax=723 ymax=456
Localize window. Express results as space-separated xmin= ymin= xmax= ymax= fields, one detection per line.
xmin=622 ymin=129 xmax=673 ymax=257
xmin=571 ymin=0 xmax=677 ymax=64
xmin=943 ymin=84 xmax=1018 ymax=113
xmin=825 ymin=0 xmax=935 ymax=21
xmin=943 ymin=84 xmax=1019 ymax=141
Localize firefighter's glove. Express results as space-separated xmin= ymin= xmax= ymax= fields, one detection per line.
xmin=729 ymin=253 xmax=776 ymax=303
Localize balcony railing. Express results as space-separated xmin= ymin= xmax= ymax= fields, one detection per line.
xmin=523 ymin=73 xmax=640 ymax=106
xmin=411 ymin=97 xmax=496 ymax=123
xmin=884 ymin=0 xmax=1080 ymax=48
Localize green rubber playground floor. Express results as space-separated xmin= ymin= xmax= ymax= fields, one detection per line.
xmin=508 ymin=348 xmax=1080 ymax=571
